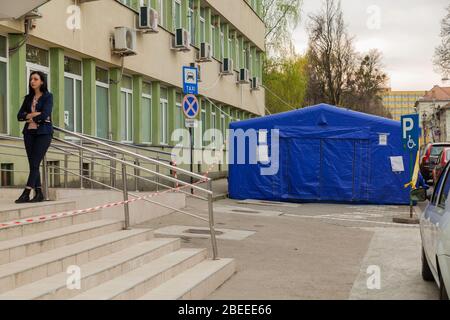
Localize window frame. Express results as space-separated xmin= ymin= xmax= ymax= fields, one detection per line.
xmin=0 ymin=34 xmax=9 ymax=136
xmin=120 ymin=76 xmax=134 ymax=143
xmin=26 ymin=44 xmax=51 ymax=100
xmin=95 ymin=67 xmax=110 ymax=140
xmin=63 ymin=56 xmax=83 ymax=135
xmin=433 ymin=161 xmax=450 ymax=207
xmin=159 ymin=86 xmax=169 ymax=145
xmin=141 ymin=81 xmax=152 ymax=144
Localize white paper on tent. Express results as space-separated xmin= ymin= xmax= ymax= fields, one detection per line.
xmin=379 ymin=134 xmax=388 ymax=146
xmin=390 ymin=156 xmax=405 ymax=172
xmin=257 ymin=145 xmax=269 ymax=163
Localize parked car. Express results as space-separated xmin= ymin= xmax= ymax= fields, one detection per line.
xmin=433 ymin=148 xmax=450 ymax=184
xmin=420 ymin=143 xmax=450 ymax=182
xmin=416 ymin=163 xmax=450 ymax=300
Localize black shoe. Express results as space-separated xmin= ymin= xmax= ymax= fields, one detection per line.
xmin=30 ymin=188 xmax=45 ymax=203
xmin=15 ymin=189 xmax=31 ymax=204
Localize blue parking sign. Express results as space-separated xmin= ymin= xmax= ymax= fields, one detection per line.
xmin=183 ymin=66 xmax=198 ymax=95
xmin=401 ymin=114 xmax=420 ymax=152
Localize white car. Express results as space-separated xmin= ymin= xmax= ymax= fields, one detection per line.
xmin=418 ymin=162 xmax=450 ymax=300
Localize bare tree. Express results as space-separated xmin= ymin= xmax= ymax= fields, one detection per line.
xmin=434 ymin=4 xmax=450 ymax=77
xmin=306 ymin=0 xmax=354 ymax=106
xmin=263 ymin=0 xmax=302 ymax=57
xmin=305 ymin=1 xmax=391 ymax=118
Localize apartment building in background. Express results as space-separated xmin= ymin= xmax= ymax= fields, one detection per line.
xmin=0 ymin=0 xmax=266 ymax=185
xmin=380 ymin=89 xmax=426 ymax=121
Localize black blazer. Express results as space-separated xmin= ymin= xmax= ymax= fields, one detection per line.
xmin=17 ymin=92 xmax=54 ymax=135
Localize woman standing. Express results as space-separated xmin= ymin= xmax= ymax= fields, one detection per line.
xmin=15 ymin=71 xmax=54 ymax=204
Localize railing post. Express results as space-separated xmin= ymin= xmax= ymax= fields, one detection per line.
xmin=134 ymin=157 xmax=140 ymax=192
xmin=64 ymin=154 xmax=68 ymax=188
xmin=91 ymin=155 xmax=95 ymax=189
xmin=207 ymin=179 xmax=219 ymax=260
xmin=121 ymin=163 xmax=131 ymax=230
xmin=79 ymin=139 xmax=84 ymax=189
xmin=42 ymin=155 xmax=50 ymax=201
xmin=110 ymin=152 xmax=116 ymax=188
xmin=156 ymin=154 xmax=160 ymax=192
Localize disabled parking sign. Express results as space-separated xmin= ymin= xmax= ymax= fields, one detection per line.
xmin=401 ymin=114 xmax=420 ymax=152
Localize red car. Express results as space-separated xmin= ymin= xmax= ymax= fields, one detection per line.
xmin=432 ymin=147 xmax=450 ymax=184
xmin=421 ymin=143 xmax=450 ymax=182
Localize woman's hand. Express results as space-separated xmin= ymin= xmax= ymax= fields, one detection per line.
xmin=26 ymin=112 xmax=41 ymax=120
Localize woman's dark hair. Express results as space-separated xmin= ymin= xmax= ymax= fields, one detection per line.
xmin=26 ymin=71 xmax=49 ymax=98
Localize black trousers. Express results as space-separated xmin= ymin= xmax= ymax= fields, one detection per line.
xmin=24 ymin=133 xmax=52 ymax=189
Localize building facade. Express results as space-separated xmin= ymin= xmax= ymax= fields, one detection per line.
xmin=416 ymin=86 xmax=450 ymax=143
xmin=0 ymin=0 xmax=266 ymax=185
xmin=380 ymin=89 xmax=426 ymax=121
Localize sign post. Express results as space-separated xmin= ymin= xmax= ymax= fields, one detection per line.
xmin=401 ymin=114 xmax=420 ymax=218
xmin=182 ymin=66 xmax=199 ymax=194
xmin=182 ymin=94 xmax=200 ymax=194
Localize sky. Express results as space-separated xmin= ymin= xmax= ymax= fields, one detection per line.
xmin=292 ymin=0 xmax=449 ymax=91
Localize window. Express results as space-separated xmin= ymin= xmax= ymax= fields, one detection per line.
xmin=26 ymin=45 xmax=49 ymax=91
xmin=188 ymin=0 xmax=195 ymax=45
xmin=142 ymin=82 xmax=152 ymax=143
xmin=26 ymin=45 xmax=49 ymax=67
xmin=0 ymin=35 xmax=7 ymax=134
xmin=433 ymin=165 xmax=448 ymax=205
xmin=96 ymin=67 xmax=109 ymax=139
xmin=200 ymin=8 xmax=206 ymax=43
xmin=438 ymin=166 xmax=450 ymax=209
xmin=158 ymin=0 xmax=165 ymax=27
xmin=47 ymin=161 xmax=61 ymax=188
xmin=176 ymin=92 xmax=183 ymax=130
xmin=201 ymin=107 xmax=206 ymax=148
xmin=211 ymin=110 xmax=216 ymax=149
xmin=235 ymin=38 xmax=240 ymax=69
xmin=64 ymin=57 xmax=83 ymax=133
xmin=120 ymin=76 xmax=133 ymax=142
xmin=0 ymin=163 xmax=13 ymax=186
xmin=220 ymin=27 xmax=225 ymax=60
xmin=174 ymin=0 xmax=182 ymax=30
xmin=221 ymin=113 xmax=226 ymax=146
xmin=160 ymin=87 xmax=168 ymax=145
xmin=211 ymin=25 xmax=216 ymax=57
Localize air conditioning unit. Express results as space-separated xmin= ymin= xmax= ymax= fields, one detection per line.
xmin=197 ymin=42 xmax=212 ymax=62
xmin=221 ymin=58 xmax=234 ymax=75
xmin=237 ymin=68 xmax=250 ymax=84
xmin=113 ymin=27 xmax=137 ymax=56
xmin=138 ymin=7 xmax=158 ymax=33
xmin=172 ymin=28 xmax=190 ymax=51
xmin=189 ymin=63 xmax=202 ymax=83
xmin=251 ymin=77 xmax=260 ymax=90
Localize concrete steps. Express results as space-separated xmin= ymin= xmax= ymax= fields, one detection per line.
xmin=0 ymin=219 xmax=124 ymax=265
xmin=0 ymin=228 xmax=153 ymax=294
xmin=138 ymin=258 xmax=236 ymax=300
xmin=70 ymin=248 xmax=207 ymax=300
xmin=0 ymin=188 xmax=235 ymax=300
xmin=0 ymin=238 xmax=181 ymax=300
xmin=0 ymin=200 xmax=76 ymax=223
xmin=0 ymin=210 xmax=104 ymax=241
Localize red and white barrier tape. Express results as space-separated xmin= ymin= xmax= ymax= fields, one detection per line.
xmin=0 ymin=162 xmax=218 ymax=230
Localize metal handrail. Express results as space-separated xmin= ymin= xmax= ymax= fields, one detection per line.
xmin=0 ymin=130 xmax=219 ymax=260
xmin=53 ymin=127 xmax=208 ymax=181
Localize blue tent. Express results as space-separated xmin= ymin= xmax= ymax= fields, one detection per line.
xmin=228 ymin=104 xmax=413 ymax=205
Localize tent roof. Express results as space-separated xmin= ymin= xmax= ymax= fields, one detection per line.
xmin=231 ymin=103 xmax=399 ymax=130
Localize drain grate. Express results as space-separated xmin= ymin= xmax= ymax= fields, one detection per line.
xmin=232 ymin=209 xmax=261 ymax=214
xmin=185 ymin=229 xmax=224 ymax=236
